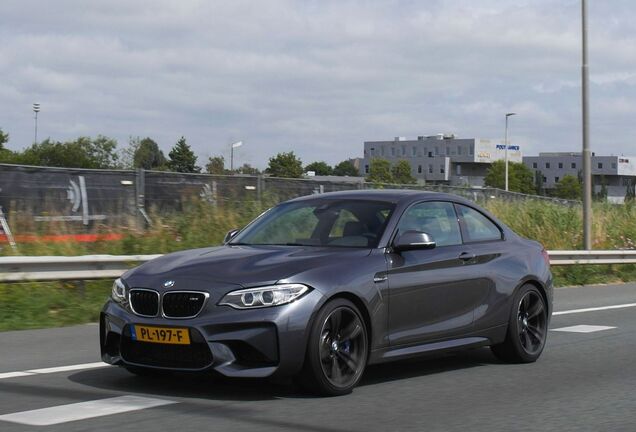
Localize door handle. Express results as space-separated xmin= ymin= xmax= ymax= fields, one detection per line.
xmin=458 ymin=252 xmax=476 ymax=261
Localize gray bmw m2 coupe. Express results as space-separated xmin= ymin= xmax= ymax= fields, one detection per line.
xmin=101 ymin=190 xmax=552 ymax=395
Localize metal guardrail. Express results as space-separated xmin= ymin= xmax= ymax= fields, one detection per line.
xmin=0 ymin=250 xmax=635 ymax=282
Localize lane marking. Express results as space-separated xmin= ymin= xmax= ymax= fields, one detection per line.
xmin=0 ymin=362 xmax=109 ymax=380
xmin=0 ymin=395 xmax=176 ymax=426
xmin=553 ymin=303 xmax=636 ymax=316
xmin=552 ymin=325 xmax=616 ymax=333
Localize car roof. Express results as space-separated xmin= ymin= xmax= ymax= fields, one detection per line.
xmin=286 ymin=189 xmax=469 ymax=205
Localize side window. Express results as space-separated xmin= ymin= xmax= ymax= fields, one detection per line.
xmin=329 ymin=209 xmax=359 ymax=238
xmin=456 ymin=205 xmax=502 ymax=242
xmin=396 ymin=201 xmax=462 ymax=247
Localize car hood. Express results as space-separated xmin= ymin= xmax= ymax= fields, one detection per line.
xmin=123 ymin=245 xmax=372 ymax=291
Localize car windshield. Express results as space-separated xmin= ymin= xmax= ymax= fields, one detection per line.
xmin=230 ymin=199 xmax=395 ymax=248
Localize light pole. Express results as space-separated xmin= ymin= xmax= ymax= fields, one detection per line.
xmin=581 ymin=0 xmax=592 ymax=250
xmin=504 ymin=112 xmax=516 ymax=191
xmin=32 ymin=103 xmax=41 ymax=143
xmin=230 ymin=141 xmax=243 ymax=172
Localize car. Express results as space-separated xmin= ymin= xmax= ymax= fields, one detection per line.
xmin=100 ymin=190 xmax=553 ymax=396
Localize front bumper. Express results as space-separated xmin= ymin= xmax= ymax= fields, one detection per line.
xmin=100 ymin=289 xmax=322 ymax=378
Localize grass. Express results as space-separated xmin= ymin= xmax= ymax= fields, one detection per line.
xmin=1 ymin=198 xmax=636 ymax=331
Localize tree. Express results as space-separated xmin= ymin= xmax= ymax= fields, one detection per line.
xmin=625 ymin=178 xmax=636 ymax=202
xmin=366 ymin=158 xmax=393 ymax=183
xmin=266 ymin=151 xmax=303 ymax=178
xmin=205 ymin=155 xmax=225 ymax=175
xmin=391 ymin=160 xmax=416 ymax=184
xmin=333 ymin=160 xmax=360 ymax=177
xmin=554 ymin=175 xmax=582 ymax=200
xmin=168 ymin=136 xmax=200 ymax=173
xmin=235 ymin=163 xmax=260 ymax=175
xmin=596 ymin=175 xmax=608 ymax=201
xmin=534 ymin=170 xmax=544 ymax=195
xmin=484 ymin=160 xmax=535 ymax=194
xmin=10 ymin=136 xmax=119 ymax=169
xmin=305 ymin=161 xmax=333 ymax=176
xmin=0 ymin=128 xmax=8 ymax=151
xmin=134 ymin=138 xmax=167 ymax=170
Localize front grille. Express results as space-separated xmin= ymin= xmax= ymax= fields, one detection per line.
xmin=129 ymin=289 xmax=159 ymax=317
xmin=120 ymin=327 xmax=213 ymax=370
xmin=162 ymin=291 xmax=208 ymax=318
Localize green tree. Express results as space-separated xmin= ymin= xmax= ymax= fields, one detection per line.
xmin=235 ymin=163 xmax=260 ymax=175
xmin=333 ymin=160 xmax=359 ymax=176
xmin=0 ymin=128 xmax=8 ymax=151
xmin=366 ymin=158 xmax=393 ymax=183
xmin=534 ymin=170 xmax=544 ymax=195
xmin=168 ymin=136 xmax=200 ymax=173
xmin=484 ymin=160 xmax=535 ymax=194
xmin=554 ymin=175 xmax=582 ymax=200
xmin=266 ymin=151 xmax=303 ymax=178
xmin=134 ymin=138 xmax=167 ymax=170
xmin=391 ymin=160 xmax=416 ymax=184
xmin=596 ymin=175 xmax=608 ymax=201
xmin=305 ymin=161 xmax=333 ymax=176
xmin=205 ymin=155 xmax=225 ymax=175
xmin=10 ymin=136 xmax=119 ymax=168
xmin=625 ymin=178 xmax=636 ymax=202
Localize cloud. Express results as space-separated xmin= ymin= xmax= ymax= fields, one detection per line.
xmin=1 ymin=0 xmax=636 ymax=167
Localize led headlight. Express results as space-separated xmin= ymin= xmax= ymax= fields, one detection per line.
xmin=219 ymin=284 xmax=310 ymax=309
xmin=111 ymin=278 xmax=127 ymax=304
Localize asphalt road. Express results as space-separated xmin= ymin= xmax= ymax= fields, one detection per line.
xmin=1 ymin=283 xmax=636 ymax=431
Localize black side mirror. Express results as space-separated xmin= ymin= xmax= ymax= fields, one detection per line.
xmin=224 ymin=229 xmax=240 ymax=244
xmin=393 ymin=231 xmax=436 ymax=252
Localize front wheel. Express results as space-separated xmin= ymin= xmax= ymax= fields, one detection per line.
xmin=491 ymin=284 xmax=548 ymax=363
xmin=298 ymin=298 xmax=368 ymax=396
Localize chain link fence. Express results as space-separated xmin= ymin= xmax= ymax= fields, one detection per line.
xmin=0 ymin=163 xmax=577 ymax=235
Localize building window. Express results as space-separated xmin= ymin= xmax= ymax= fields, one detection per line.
xmin=571 ymin=162 xmax=576 ymax=169
xmin=457 ymin=146 xmax=462 ymax=155
xmin=542 ymin=176 xmax=547 ymax=183
xmin=391 ymin=147 xmax=395 ymax=156
xmin=545 ymin=162 xmax=550 ymax=169
xmin=428 ymin=151 xmax=433 ymax=158
xmin=418 ymin=165 xmax=422 ymax=174
xmin=440 ymin=165 xmax=445 ymax=174
xmin=412 ymin=147 xmax=417 ymax=156
xmin=401 ymin=145 xmax=406 ymax=156
xmin=558 ymin=162 xmax=563 ymax=169
xmin=532 ymin=162 xmax=537 ymax=169
xmin=598 ymin=162 xmax=603 ymax=169
xmin=555 ymin=177 xmax=560 ymax=182
xmin=428 ymin=165 xmax=433 ymax=174
xmin=456 ymin=164 xmax=461 ymax=175
xmin=365 ymin=165 xmax=369 ymax=174
xmin=435 ymin=146 xmax=439 ymax=155
xmin=612 ymin=162 xmax=617 ymax=169
xmin=469 ymin=146 xmax=474 ymax=155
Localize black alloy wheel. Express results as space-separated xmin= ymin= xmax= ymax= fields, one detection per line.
xmin=300 ymin=298 xmax=368 ymax=396
xmin=491 ymin=284 xmax=548 ymax=363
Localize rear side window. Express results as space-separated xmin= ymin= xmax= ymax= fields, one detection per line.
xmin=456 ymin=205 xmax=502 ymax=242
xmin=396 ymin=201 xmax=462 ymax=247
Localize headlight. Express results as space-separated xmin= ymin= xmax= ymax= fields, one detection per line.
xmin=218 ymin=284 xmax=310 ymax=309
xmin=111 ymin=278 xmax=127 ymax=304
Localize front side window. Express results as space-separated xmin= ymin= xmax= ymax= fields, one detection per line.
xmin=456 ymin=205 xmax=502 ymax=242
xmin=231 ymin=200 xmax=395 ymax=248
xmin=396 ymin=201 xmax=462 ymax=247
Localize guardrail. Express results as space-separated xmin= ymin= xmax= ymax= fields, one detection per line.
xmin=0 ymin=250 xmax=635 ymax=282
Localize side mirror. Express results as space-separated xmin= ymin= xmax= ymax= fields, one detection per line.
xmin=224 ymin=229 xmax=240 ymax=244
xmin=393 ymin=231 xmax=436 ymax=252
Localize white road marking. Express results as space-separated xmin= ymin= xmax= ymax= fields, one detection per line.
xmin=0 ymin=395 xmax=176 ymax=426
xmin=0 ymin=362 xmax=110 ymax=380
xmin=552 ymin=325 xmax=616 ymax=333
xmin=553 ymin=302 xmax=636 ymax=316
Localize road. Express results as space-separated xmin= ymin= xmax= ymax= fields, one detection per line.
xmin=1 ymin=283 xmax=635 ymax=431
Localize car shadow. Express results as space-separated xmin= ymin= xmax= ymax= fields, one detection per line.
xmin=68 ymin=347 xmax=500 ymax=401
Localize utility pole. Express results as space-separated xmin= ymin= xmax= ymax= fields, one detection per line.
xmin=581 ymin=0 xmax=592 ymax=250
xmin=32 ymin=103 xmax=40 ymax=143
xmin=504 ymin=112 xmax=516 ymax=191
xmin=230 ymin=141 xmax=243 ymax=172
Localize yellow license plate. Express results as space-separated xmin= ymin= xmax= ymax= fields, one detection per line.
xmin=132 ymin=325 xmax=191 ymax=345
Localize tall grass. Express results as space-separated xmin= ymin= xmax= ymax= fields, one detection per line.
xmin=1 ymin=198 xmax=636 ymax=331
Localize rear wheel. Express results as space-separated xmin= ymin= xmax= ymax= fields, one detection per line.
xmin=491 ymin=284 xmax=548 ymax=363
xmin=299 ymin=298 xmax=368 ymax=396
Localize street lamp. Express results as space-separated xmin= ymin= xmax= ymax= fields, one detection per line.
xmin=230 ymin=141 xmax=243 ymax=172
xmin=504 ymin=112 xmax=516 ymax=191
xmin=32 ymin=103 xmax=41 ymax=143
xmin=581 ymin=0 xmax=592 ymax=250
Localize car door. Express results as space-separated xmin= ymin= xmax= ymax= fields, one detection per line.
xmin=386 ymin=201 xmax=491 ymax=346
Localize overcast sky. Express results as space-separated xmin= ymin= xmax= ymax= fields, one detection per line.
xmin=1 ymin=0 xmax=635 ymax=169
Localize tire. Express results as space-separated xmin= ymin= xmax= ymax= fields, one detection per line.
xmin=298 ymin=298 xmax=369 ymax=396
xmin=491 ymin=284 xmax=548 ymax=363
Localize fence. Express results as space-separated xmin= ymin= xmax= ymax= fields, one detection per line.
xmin=0 ymin=163 xmax=577 ymax=235
xmin=0 ymin=250 xmax=633 ymax=282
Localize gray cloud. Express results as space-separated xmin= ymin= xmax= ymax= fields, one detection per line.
xmin=1 ymin=0 xmax=635 ymax=168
